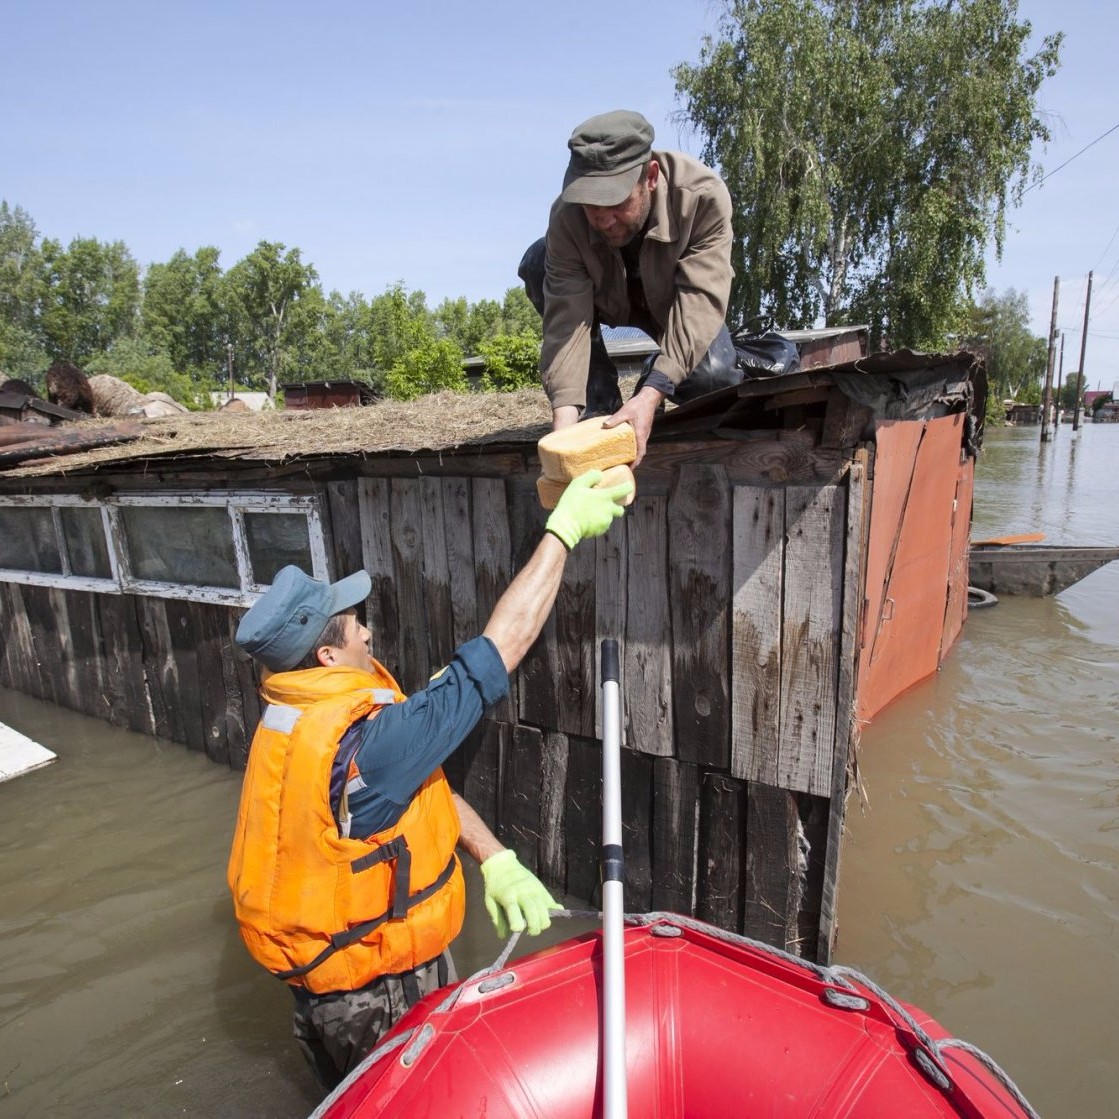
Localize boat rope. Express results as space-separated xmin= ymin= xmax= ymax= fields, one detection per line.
xmin=308 ymin=907 xmax=1041 ymax=1119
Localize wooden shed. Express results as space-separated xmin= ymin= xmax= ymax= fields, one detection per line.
xmin=0 ymin=347 xmax=984 ymax=964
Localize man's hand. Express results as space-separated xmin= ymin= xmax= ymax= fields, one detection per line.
xmin=480 ymin=849 xmax=560 ymax=937
xmin=545 ymin=469 xmax=633 ymax=549
xmin=602 ymin=385 xmax=665 ymax=465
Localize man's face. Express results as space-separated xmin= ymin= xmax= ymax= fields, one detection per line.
xmin=581 ymin=161 xmax=659 ymax=248
xmin=319 ymin=609 xmax=375 ymax=672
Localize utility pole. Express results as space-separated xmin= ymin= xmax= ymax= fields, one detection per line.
xmin=1073 ymin=271 xmax=1093 ymax=432
xmin=227 ymin=342 xmax=235 ymax=401
xmin=1041 ymin=276 xmax=1059 ymax=443
xmin=1053 ymin=333 xmax=1065 ymax=435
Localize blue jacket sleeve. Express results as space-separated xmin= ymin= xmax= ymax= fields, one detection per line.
xmin=345 ymin=636 xmax=509 ymax=837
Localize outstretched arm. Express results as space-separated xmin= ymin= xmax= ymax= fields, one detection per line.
xmin=482 ymin=469 xmax=633 ymax=673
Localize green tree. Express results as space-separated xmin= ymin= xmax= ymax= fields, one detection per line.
xmin=38 ymin=235 xmax=140 ymax=362
xmin=478 ymin=332 xmax=541 ymax=391
xmin=368 ymin=282 xmax=433 ymax=371
xmin=500 ymin=285 xmax=542 ymax=340
xmin=384 ymin=337 xmax=466 ymax=400
xmin=222 ymin=241 xmax=320 ymax=398
xmin=141 ymin=247 xmax=226 ymax=378
xmin=672 ymin=0 xmax=1062 ymax=348
xmin=0 ymin=203 xmax=49 ymax=380
xmin=958 ymin=288 xmax=1047 ymax=422
xmin=317 ymin=290 xmax=382 ymax=386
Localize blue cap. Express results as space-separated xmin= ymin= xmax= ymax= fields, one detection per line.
xmin=235 ymin=565 xmax=372 ymax=672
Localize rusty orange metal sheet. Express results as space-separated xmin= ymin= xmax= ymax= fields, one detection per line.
xmin=940 ymin=454 xmax=973 ymax=658
xmin=856 ymin=414 xmax=967 ymax=723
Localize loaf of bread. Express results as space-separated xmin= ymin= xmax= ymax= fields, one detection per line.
xmin=537 ymin=418 xmax=637 ymax=482
xmin=536 ymin=464 xmax=637 ymax=510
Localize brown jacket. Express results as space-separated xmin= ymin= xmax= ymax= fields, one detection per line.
xmin=540 ymin=149 xmax=734 ymax=410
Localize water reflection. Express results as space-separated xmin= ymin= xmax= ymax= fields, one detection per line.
xmin=837 ymin=425 xmax=1119 ymax=1119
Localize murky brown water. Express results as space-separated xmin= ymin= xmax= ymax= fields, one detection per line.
xmin=1 ymin=425 xmax=1115 ymax=1118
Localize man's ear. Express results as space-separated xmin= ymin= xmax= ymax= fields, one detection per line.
xmin=646 ymin=159 xmax=660 ymax=191
xmin=315 ymin=644 xmax=335 ymax=667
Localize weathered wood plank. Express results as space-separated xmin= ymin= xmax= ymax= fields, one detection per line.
xmin=651 ymin=757 xmax=698 ymax=914
xmin=553 ymin=538 xmax=595 ymax=739
xmin=538 ymin=730 xmax=570 ymax=892
xmin=1 ymin=583 xmax=43 ymax=700
xmin=162 ymin=597 xmax=206 ymax=751
xmin=18 ymin=584 xmax=64 ymax=708
xmin=500 ymin=723 xmax=543 ymax=874
xmin=796 ymin=793 xmax=829 ymax=963
xmin=65 ymin=590 xmax=108 ymax=719
xmin=624 ymin=496 xmax=673 ymax=756
xmin=472 ymin=477 xmax=515 ymax=724
xmin=731 ymin=487 xmax=784 ymax=782
xmin=512 ymin=482 xmax=561 ymax=730
xmin=817 ymin=457 xmax=867 ymax=961
xmin=564 ymin=736 xmax=602 ymax=906
xmin=192 ymin=600 xmax=233 ymax=766
xmin=229 ymin=609 xmax=261 ymax=770
xmin=820 ymin=391 xmax=875 ymax=450
xmin=669 ymin=465 xmax=731 ymax=768
xmin=46 ymin=587 xmax=81 ymax=713
xmin=135 ymin=596 xmax=181 ymax=744
xmin=594 ymin=510 xmax=628 ymax=742
xmin=778 ymin=485 xmax=844 ymax=795
xmin=96 ymin=594 xmax=155 ymax=736
xmin=620 ymin=746 xmax=654 ymax=911
xmin=388 ymin=478 xmax=428 ymax=692
xmin=358 ymin=477 xmax=401 ymax=681
xmin=441 ymin=476 xmax=478 ymax=651
xmin=696 ymin=772 xmax=745 ymax=930
xmin=743 ymin=781 xmax=801 ymax=950
xmin=357 ymin=452 xmax=532 ymax=480
xmin=638 ymin=435 xmax=848 ymax=493
xmin=419 ymin=477 xmax=455 ymax=671
xmin=325 ymin=479 xmax=364 ymax=580
xmin=457 ymin=717 xmax=504 ymax=832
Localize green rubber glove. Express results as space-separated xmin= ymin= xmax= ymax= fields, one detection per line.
xmin=545 ymin=468 xmax=634 ymax=549
xmin=479 ymin=849 xmax=559 ymax=938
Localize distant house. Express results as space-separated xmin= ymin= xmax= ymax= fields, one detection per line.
xmin=208 ymin=391 xmax=275 ymax=412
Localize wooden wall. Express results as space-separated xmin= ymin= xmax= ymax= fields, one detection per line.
xmin=0 ymin=432 xmax=868 ymax=963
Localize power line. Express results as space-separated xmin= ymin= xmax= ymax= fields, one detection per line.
xmin=1023 ymin=121 xmax=1119 ymax=195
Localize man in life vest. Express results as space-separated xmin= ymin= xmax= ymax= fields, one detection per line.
xmin=228 ymin=468 xmax=633 ymax=1091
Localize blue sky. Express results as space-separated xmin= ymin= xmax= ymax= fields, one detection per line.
xmin=4 ymin=0 xmax=1117 ymax=390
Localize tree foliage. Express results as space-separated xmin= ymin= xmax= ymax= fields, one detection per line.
xmin=672 ymin=0 xmax=1062 ymax=348
xmin=0 ymin=199 xmax=544 ymax=405
xmin=384 ymin=337 xmax=467 ymax=400
xmin=958 ymin=287 xmax=1048 ymax=422
xmin=478 ymin=332 xmax=541 ymax=392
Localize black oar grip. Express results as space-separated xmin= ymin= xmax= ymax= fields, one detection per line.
xmin=601 ymin=639 xmax=620 ymax=686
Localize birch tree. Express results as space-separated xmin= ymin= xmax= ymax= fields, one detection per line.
xmin=673 ymin=0 xmax=1062 ymax=347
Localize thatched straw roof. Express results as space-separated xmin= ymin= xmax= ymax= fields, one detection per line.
xmin=0 ymin=387 xmax=557 ymax=478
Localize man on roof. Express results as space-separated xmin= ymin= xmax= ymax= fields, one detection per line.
xmin=520 ymin=109 xmax=743 ymax=465
xmin=227 ymin=468 xmax=633 ymax=1093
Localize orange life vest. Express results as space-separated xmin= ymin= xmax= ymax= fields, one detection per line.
xmin=227 ymin=661 xmax=465 ymax=994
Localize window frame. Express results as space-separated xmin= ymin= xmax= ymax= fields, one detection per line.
xmin=0 ymin=491 xmax=329 ymax=605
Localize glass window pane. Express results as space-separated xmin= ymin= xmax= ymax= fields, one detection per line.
xmin=120 ymin=506 xmax=239 ymax=588
xmin=0 ymin=507 xmax=62 ymax=573
xmin=60 ymin=506 xmax=112 ymax=578
xmin=244 ymin=512 xmax=312 ymax=584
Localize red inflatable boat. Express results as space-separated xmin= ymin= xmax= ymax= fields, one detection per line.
xmin=311 ymin=913 xmax=1037 ymax=1119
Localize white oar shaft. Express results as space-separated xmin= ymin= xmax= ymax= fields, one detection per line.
xmin=600 ymin=639 xmax=627 ymax=1119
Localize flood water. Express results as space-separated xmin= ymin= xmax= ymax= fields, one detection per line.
xmin=1 ymin=424 xmax=1116 ymax=1118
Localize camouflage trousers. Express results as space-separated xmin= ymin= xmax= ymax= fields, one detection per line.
xmin=291 ymin=950 xmax=456 ymax=1092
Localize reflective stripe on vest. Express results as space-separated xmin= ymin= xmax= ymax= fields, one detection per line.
xmin=261 ymin=703 xmax=301 ymax=734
